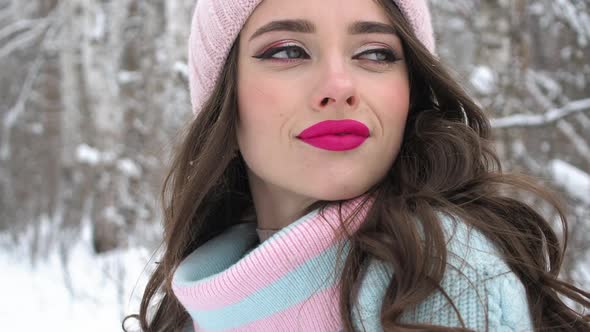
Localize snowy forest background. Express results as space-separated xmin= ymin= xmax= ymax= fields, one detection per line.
xmin=0 ymin=0 xmax=589 ymax=331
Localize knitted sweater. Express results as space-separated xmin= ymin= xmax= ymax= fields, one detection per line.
xmin=172 ymin=195 xmax=533 ymax=331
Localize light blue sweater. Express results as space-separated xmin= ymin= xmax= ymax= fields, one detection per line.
xmin=172 ymin=196 xmax=533 ymax=331
xmin=354 ymin=215 xmax=533 ymax=331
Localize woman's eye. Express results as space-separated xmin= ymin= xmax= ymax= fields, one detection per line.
xmin=254 ymin=45 xmax=310 ymax=62
xmin=354 ymin=48 xmax=400 ymax=63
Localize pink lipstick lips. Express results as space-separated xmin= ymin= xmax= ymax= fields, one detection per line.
xmin=296 ymin=119 xmax=370 ymax=151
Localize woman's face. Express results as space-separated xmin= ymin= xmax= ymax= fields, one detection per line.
xmin=236 ymin=0 xmax=410 ymax=218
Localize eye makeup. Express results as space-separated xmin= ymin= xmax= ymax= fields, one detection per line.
xmin=252 ymin=43 xmax=402 ymax=67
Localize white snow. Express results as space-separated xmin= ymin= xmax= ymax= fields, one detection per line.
xmin=76 ymin=143 xmax=101 ymax=165
xmin=447 ymin=17 xmax=465 ymax=30
xmin=0 ymin=219 xmax=154 ymax=332
xmin=90 ymin=6 xmax=106 ymax=42
xmin=103 ymin=205 xmax=126 ymax=226
xmin=29 ymin=122 xmax=44 ymax=135
xmin=118 ymin=71 xmax=143 ymax=84
xmin=117 ymin=158 xmax=142 ymax=178
xmin=548 ymin=159 xmax=590 ymax=204
xmin=173 ymin=61 xmax=189 ymax=80
xmin=76 ymin=145 xmax=143 ymax=179
xmin=470 ymin=65 xmax=496 ymax=94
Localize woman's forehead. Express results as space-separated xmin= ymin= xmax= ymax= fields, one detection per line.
xmin=246 ymin=19 xmax=399 ymax=42
xmin=242 ymin=0 xmax=392 ymax=36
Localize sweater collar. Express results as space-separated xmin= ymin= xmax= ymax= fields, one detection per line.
xmin=172 ymin=194 xmax=374 ymax=331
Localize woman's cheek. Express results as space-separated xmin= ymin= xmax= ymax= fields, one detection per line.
xmin=385 ymin=91 xmax=410 ymax=124
xmin=238 ymin=79 xmax=292 ymax=146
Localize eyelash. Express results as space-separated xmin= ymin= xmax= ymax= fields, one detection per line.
xmin=253 ymin=45 xmax=400 ymax=65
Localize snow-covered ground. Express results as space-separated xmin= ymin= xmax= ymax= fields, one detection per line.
xmin=0 ymin=219 xmax=154 ymax=332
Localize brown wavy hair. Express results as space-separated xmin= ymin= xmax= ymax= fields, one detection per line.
xmin=124 ymin=0 xmax=590 ymax=331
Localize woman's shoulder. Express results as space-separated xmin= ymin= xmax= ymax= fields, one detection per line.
xmin=432 ymin=212 xmax=533 ymax=331
xmin=352 ymin=213 xmax=533 ymax=331
xmin=439 ymin=212 xmax=512 ymax=274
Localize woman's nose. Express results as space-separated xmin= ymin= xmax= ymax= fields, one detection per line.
xmin=310 ymin=62 xmax=359 ymax=112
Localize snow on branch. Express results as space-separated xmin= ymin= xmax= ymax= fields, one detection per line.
xmin=173 ymin=61 xmax=189 ymax=81
xmin=548 ymin=159 xmax=590 ymax=205
xmin=0 ymin=18 xmax=51 ymax=58
xmin=491 ymin=98 xmax=590 ymax=129
xmin=0 ymin=18 xmax=42 ymax=40
xmin=552 ymin=0 xmax=590 ymax=47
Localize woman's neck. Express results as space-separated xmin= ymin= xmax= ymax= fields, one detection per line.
xmin=255 ymin=227 xmax=281 ymax=242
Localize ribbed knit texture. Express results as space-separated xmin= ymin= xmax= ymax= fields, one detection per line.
xmin=188 ymin=0 xmax=436 ymax=116
xmin=172 ymin=195 xmax=533 ymax=331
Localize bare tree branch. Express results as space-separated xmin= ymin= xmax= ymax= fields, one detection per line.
xmin=0 ymin=18 xmax=51 ymax=58
xmin=520 ymin=69 xmax=590 ymax=164
xmin=557 ymin=120 xmax=590 ymax=165
xmin=0 ymin=12 xmax=60 ymax=160
xmin=576 ymin=112 xmax=590 ymax=129
xmin=491 ymin=98 xmax=590 ymax=128
xmin=0 ymin=18 xmax=45 ymax=41
xmin=0 ymin=49 xmax=44 ymax=160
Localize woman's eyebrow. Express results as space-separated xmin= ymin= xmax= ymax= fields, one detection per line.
xmin=248 ymin=19 xmax=397 ymax=41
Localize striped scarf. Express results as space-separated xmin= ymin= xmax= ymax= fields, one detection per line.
xmin=172 ymin=194 xmax=374 ymax=332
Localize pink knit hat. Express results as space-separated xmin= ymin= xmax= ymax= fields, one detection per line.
xmin=188 ymin=0 xmax=435 ymax=116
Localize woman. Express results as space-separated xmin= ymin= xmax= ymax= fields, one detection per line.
xmin=126 ymin=0 xmax=590 ymax=331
